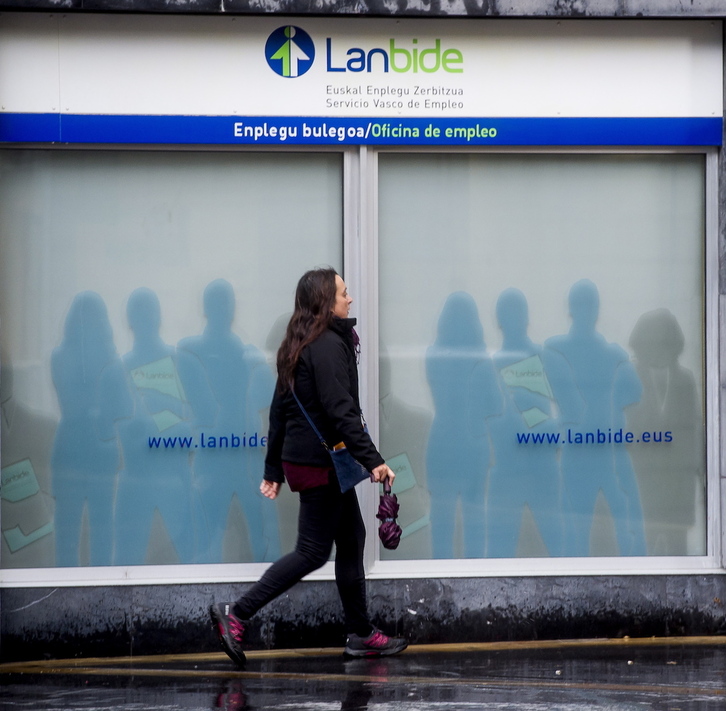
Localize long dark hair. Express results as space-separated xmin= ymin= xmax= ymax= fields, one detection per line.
xmin=276 ymin=267 xmax=338 ymax=390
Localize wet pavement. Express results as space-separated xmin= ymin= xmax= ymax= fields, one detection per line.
xmin=2 ymin=637 xmax=726 ymax=710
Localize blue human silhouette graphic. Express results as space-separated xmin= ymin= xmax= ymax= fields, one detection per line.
xmin=178 ymin=279 xmax=279 ymax=563
xmin=1 ymin=354 xmax=57 ymax=568
xmin=378 ymin=345 xmax=433 ymax=560
xmin=487 ymin=288 xmax=583 ymax=557
xmin=425 ymin=292 xmax=502 ymax=559
xmin=627 ymin=309 xmax=704 ymax=555
xmin=102 ymin=288 xmax=216 ymax=565
xmin=546 ymin=280 xmax=646 ymax=556
xmin=51 ymin=291 xmax=121 ymax=566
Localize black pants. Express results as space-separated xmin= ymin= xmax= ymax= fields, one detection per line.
xmin=233 ymin=483 xmax=372 ymax=637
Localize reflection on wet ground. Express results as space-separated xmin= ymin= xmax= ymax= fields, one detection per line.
xmin=2 ymin=637 xmax=725 ymax=710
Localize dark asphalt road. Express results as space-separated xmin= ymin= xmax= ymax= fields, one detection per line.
xmin=2 ymin=637 xmax=725 ymax=710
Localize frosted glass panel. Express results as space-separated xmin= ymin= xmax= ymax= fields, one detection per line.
xmin=0 ymin=149 xmax=343 ymax=568
xmin=378 ymin=153 xmax=705 ymax=560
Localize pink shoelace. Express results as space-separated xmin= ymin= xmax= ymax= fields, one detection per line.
xmin=364 ymin=631 xmax=389 ymax=648
xmin=227 ymin=615 xmax=245 ymax=642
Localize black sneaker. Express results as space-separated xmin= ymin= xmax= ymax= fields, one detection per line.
xmin=344 ymin=628 xmax=408 ymax=657
xmin=209 ymin=603 xmax=247 ymax=667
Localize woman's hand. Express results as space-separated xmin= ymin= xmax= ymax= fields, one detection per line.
xmin=370 ymin=463 xmax=395 ymax=487
xmin=260 ymin=480 xmax=281 ymax=500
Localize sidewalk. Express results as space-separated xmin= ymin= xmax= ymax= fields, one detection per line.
xmin=2 ymin=636 xmax=725 ymax=710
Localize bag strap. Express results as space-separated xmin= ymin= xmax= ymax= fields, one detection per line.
xmin=291 ymin=388 xmax=331 ymax=451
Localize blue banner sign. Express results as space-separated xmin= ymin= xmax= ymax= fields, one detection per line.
xmin=0 ymin=114 xmax=721 ymax=146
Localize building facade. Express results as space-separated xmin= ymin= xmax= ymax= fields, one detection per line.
xmin=1 ymin=0 xmax=726 ymax=660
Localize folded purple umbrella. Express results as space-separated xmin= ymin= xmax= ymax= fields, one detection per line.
xmin=377 ymin=480 xmax=402 ymax=550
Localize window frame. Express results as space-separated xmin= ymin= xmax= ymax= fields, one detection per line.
xmin=0 ymin=143 xmax=721 ymax=589
xmin=358 ymin=144 xmax=722 ymax=580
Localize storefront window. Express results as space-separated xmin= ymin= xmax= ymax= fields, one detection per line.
xmin=0 ymin=149 xmax=343 ymax=569
xmin=378 ymin=152 xmax=706 ymax=560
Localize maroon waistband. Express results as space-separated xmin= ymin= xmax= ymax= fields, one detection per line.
xmin=282 ymin=461 xmax=333 ymax=492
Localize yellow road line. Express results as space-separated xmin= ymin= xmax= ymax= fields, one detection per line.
xmin=2 ymin=635 xmax=725 ymax=683
xmin=3 ymin=634 xmax=725 ymax=673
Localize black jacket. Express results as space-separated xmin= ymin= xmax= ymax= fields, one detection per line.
xmin=264 ymin=317 xmax=385 ymax=484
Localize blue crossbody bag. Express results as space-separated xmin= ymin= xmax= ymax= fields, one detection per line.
xmin=291 ymin=389 xmax=370 ymax=493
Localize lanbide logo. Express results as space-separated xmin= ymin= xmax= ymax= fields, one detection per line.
xmin=326 ymin=37 xmax=463 ymax=73
xmin=265 ymin=26 xmax=464 ymax=78
xmin=265 ymin=26 xmax=315 ymax=78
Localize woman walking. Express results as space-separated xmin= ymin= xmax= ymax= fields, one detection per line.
xmin=210 ymin=268 xmax=407 ymax=665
